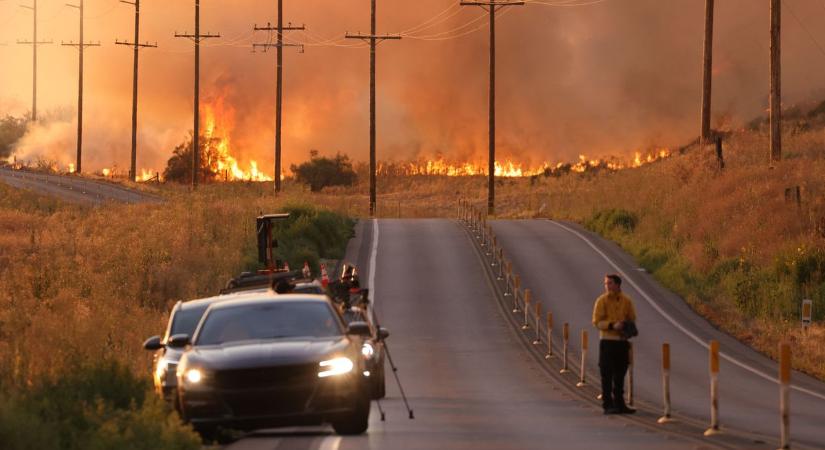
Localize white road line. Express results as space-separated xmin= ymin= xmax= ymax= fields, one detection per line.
xmin=317 ymin=436 xmax=342 ymax=450
xmin=368 ymin=218 xmax=379 ymax=302
xmin=549 ymin=220 xmax=825 ymax=402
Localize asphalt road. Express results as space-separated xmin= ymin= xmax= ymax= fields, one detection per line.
xmin=489 ymin=219 xmax=825 ymax=449
xmin=225 ymin=220 xmax=700 ymax=450
xmin=0 ymin=167 xmax=160 ymax=204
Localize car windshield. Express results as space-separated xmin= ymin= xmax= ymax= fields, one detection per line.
xmin=170 ymin=304 xmax=210 ymax=337
xmin=293 ymin=285 xmax=324 ymax=295
xmin=195 ymin=301 xmax=343 ymax=345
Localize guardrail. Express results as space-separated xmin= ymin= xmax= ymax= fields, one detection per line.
xmin=458 ymin=198 xmax=798 ymax=448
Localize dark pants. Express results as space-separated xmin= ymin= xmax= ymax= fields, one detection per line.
xmin=599 ymin=340 xmax=629 ymax=410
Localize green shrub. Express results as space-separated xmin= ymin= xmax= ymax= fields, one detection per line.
xmin=290 ymin=151 xmax=357 ymax=192
xmin=586 ymin=209 xmax=638 ymax=235
xmin=0 ymin=115 xmax=28 ymax=159
xmin=270 ymin=204 xmax=355 ymax=273
xmin=0 ymin=361 xmax=200 ymax=450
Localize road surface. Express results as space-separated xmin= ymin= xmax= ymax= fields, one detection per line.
xmin=0 ymin=167 xmax=159 ymax=205
xmin=489 ymin=219 xmax=825 ymax=449
xmin=225 ymin=220 xmax=704 ymax=450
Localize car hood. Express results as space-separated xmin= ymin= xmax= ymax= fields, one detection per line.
xmin=184 ymin=337 xmax=351 ymax=370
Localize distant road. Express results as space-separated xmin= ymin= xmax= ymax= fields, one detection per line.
xmin=490 ymin=219 xmax=825 ymax=448
xmin=225 ymin=220 xmax=701 ymax=450
xmin=0 ymin=167 xmax=160 ymax=205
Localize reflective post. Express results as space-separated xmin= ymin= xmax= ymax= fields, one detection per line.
xmin=545 ymin=312 xmax=554 ymax=358
xmin=560 ymin=322 xmax=570 ymax=373
xmin=532 ymin=301 xmax=542 ymax=345
xmin=576 ymin=330 xmax=588 ymax=387
xmin=512 ymin=275 xmax=521 ymax=313
xmin=522 ymin=289 xmax=531 ymax=329
xmin=497 ymin=249 xmax=504 ymax=279
xmin=657 ymin=342 xmax=674 ymax=424
xmin=704 ymin=340 xmax=722 ymax=436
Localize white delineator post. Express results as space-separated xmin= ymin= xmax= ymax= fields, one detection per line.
xmin=576 ymin=330 xmax=588 ymax=387
xmin=545 ymin=312 xmax=554 ymax=359
xmin=560 ymin=322 xmax=570 ymax=374
xmin=658 ymin=342 xmax=674 ymax=424
xmin=704 ymin=340 xmax=722 ymax=436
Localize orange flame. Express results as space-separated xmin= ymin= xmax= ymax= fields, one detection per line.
xmin=378 ymin=149 xmax=672 ymax=178
xmin=201 ymin=94 xmax=273 ymax=182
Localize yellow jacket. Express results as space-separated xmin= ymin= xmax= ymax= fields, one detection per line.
xmin=592 ymin=291 xmax=637 ymax=340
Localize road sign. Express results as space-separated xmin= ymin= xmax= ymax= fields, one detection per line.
xmin=802 ymin=299 xmax=813 ymax=328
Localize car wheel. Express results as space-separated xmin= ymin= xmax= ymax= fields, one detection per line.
xmin=332 ymin=391 xmax=370 ymax=435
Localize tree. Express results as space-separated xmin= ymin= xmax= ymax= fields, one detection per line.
xmin=290 ymin=151 xmax=358 ymax=192
xmin=0 ymin=115 xmax=29 ymax=159
xmin=163 ymin=133 xmax=218 ymax=183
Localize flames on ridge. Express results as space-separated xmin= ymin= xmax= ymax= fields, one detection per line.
xmin=377 ymin=148 xmax=672 ymax=178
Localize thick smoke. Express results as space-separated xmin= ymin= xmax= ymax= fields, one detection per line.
xmin=3 ymin=0 xmax=825 ymax=173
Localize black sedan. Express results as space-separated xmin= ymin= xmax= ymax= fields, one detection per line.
xmin=174 ymin=294 xmax=373 ymax=437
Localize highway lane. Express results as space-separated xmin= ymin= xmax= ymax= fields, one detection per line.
xmin=226 ymin=219 xmax=699 ymax=449
xmin=490 ymin=219 xmax=825 ymax=448
xmin=0 ymin=167 xmax=160 ymax=204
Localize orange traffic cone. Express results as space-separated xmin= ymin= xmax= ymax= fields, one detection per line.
xmin=302 ymin=261 xmax=311 ymax=279
xmin=321 ymin=263 xmax=329 ymax=288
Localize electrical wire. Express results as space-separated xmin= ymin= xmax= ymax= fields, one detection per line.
xmin=784 ymin=0 xmax=825 ymax=62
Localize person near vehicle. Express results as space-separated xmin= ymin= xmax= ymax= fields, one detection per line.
xmin=592 ymin=274 xmax=637 ymax=415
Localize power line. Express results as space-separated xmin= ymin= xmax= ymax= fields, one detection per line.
xmin=460 ymin=0 xmax=524 ymax=216
xmin=253 ymin=0 xmax=306 ymax=192
xmin=175 ymin=0 xmax=220 ymax=189
xmin=345 ymin=0 xmax=402 ymax=217
xmin=62 ymin=0 xmax=101 ymax=175
xmin=17 ymin=0 xmax=53 ymax=122
xmin=116 ymin=0 xmax=157 ymax=182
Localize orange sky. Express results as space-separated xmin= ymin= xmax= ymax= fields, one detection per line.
xmin=3 ymin=0 xmax=825 ymax=174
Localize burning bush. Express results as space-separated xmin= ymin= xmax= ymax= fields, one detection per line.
xmin=291 ymin=150 xmax=357 ymax=192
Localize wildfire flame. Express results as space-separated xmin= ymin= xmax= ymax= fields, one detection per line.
xmin=378 ymin=149 xmax=672 ymax=178
xmin=201 ymin=95 xmax=273 ymax=182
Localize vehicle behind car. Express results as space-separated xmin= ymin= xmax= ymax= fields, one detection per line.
xmin=175 ymin=294 xmax=374 ymax=437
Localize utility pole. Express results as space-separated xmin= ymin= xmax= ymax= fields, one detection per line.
xmin=770 ymin=0 xmax=781 ymax=163
xmin=700 ymin=0 xmax=714 ymax=145
xmin=176 ymin=0 xmax=220 ymax=189
xmin=253 ymin=0 xmax=305 ymax=193
xmin=460 ymin=1 xmax=524 ymax=216
xmin=63 ymin=0 xmax=100 ymax=175
xmin=17 ymin=0 xmax=52 ymax=122
xmin=116 ymin=0 xmax=157 ymax=182
xmin=346 ymin=0 xmax=401 ymax=217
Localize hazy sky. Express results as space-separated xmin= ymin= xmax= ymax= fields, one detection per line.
xmin=3 ymin=0 xmax=825 ymax=174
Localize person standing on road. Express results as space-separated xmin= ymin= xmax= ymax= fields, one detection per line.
xmin=592 ymin=274 xmax=637 ymax=415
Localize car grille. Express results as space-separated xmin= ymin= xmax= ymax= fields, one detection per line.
xmin=165 ymin=363 xmax=178 ymax=386
xmin=213 ymin=363 xmax=318 ymax=390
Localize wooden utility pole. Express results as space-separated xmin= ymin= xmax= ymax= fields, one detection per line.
xmin=17 ymin=0 xmax=52 ymax=122
xmin=770 ymin=0 xmax=781 ymax=162
xmin=700 ymin=0 xmax=714 ymax=145
xmin=253 ymin=0 xmax=305 ymax=192
xmin=346 ymin=0 xmax=401 ymax=217
xmin=460 ymin=1 xmax=524 ymax=216
xmin=63 ymin=0 xmax=100 ymax=175
xmin=116 ymin=0 xmax=157 ymax=182
xmin=176 ymin=0 xmax=220 ymax=189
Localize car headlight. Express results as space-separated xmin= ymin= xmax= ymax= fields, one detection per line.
xmin=182 ymin=368 xmax=203 ymax=384
xmin=318 ymin=357 xmax=354 ymax=378
xmin=361 ymin=342 xmax=375 ymax=359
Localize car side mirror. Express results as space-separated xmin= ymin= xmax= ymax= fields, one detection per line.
xmin=167 ymin=334 xmax=191 ymax=348
xmin=143 ymin=335 xmax=163 ymax=351
xmin=378 ymin=327 xmax=390 ymax=341
xmin=346 ymin=321 xmax=371 ymax=337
